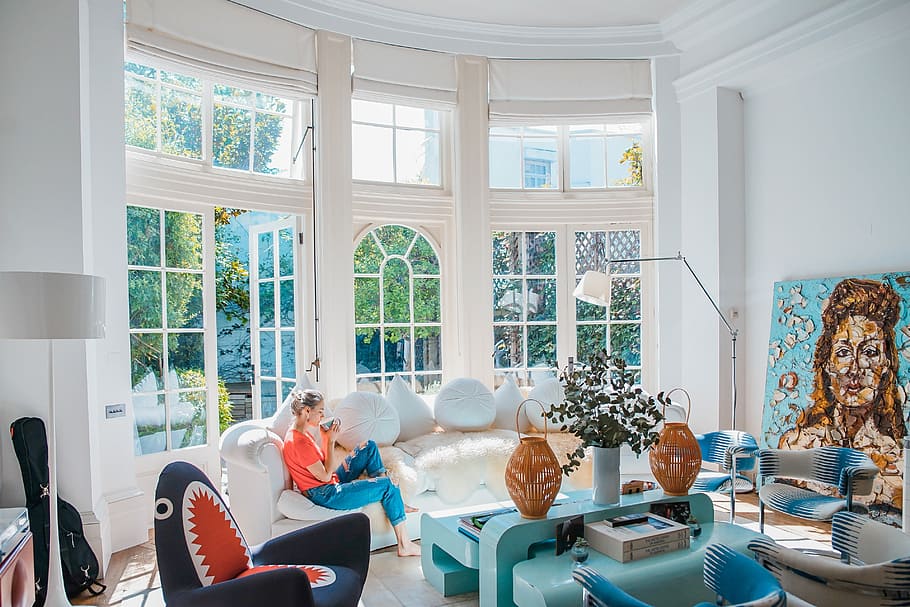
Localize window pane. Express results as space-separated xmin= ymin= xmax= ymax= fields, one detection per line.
xmin=260 ymin=330 xmax=276 ymax=375
xmin=376 ymin=225 xmax=413 ymax=256
xmin=493 ymin=325 xmax=523 ymax=369
xmin=577 ymin=324 xmax=607 ymax=365
xmin=355 ymin=328 xmax=381 ymax=374
xmin=131 ymin=333 xmax=163 ymax=391
xmin=133 ymin=393 xmax=166 ymax=456
xmin=164 ymin=211 xmax=203 ymax=269
xmin=610 ymin=324 xmax=641 ymax=366
xmin=255 ymin=92 xmax=290 ymax=113
xmin=569 ymin=136 xmax=606 ymax=188
xmin=416 ymin=373 xmax=442 ymax=395
xmin=396 ymin=129 xmax=440 ymax=185
xmin=396 ymin=106 xmax=439 ymax=130
xmin=129 ymin=270 xmax=161 ymax=329
xmin=354 ymin=234 xmax=384 ymax=274
xmin=160 ymin=70 xmax=200 ymax=91
xmin=414 ymin=327 xmax=441 ymax=371
xmin=281 ymin=331 xmax=296 ymax=378
xmin=608 ymin=135 xmax=642 ymax=187
xmin=575 ymin=230 xmax=608 ymax=275
xmin=382 ymin=258 xmax=411 ymax=324
xmin=409 ymin=236 xmax=439 ymax=275
xmin=161 ymin=87 xmax=202 ymax=159
xmin=356 ymin=376 xmax=382 ymax=393
xmin=576 ymin=297 xmax=608 ymax=322
xmin=523 ymin=138 xmax=558 ymax=188
xmin=354 ymin=278 xmax=380 ymax=323
xmin=492 ymin=231 xmax=522 ymax=276
xmin=526 ymin=232 xmax=556 ymax=275
xmin=611 ymin=277 xmax=641 ymax=321
xmin=525 ymin=125 xmax=558 ymax=135
xmin=254 ymin=114 xmax=293 ymax=177
xmin=125 ymin=62 xmax=156 ymax=78
xmin=569 ymin=124 xmax=606 ymax=135
xmin=528 ymin=325 xmax=557 ymax=369
xmin=124 ymin=75 xmax=156 ymax=150
xmin=609 ymin=230 xmax=641 ymax=274
xmin=527 ymin=279 xmax=556 ymax=322
xmin=258 ymin=231 xmax=274 ymax=278
xmin=384 ymin=329 xmax=410 ymax=372
xmin=489 ymin=137 xmax=521 ymax=188
xmin=127 ymin=206 xmax=160 ymax=267
xmin=279 ymin=279 xmax=294 ymax=326
xmin=414 ymin=278 xmax=440 ymax=323
xmin=352 ymin=99 xmax=393 ymax=125
xmin=214 ymin=84 xmax=254 ymax=107
xmin=168 ymin=333 xmax=204 ymax=388
xmin=261 ymin=380 xmax=277 ymax=418
xmin=171 ymin=391 xmax=206 ymax=449
xmin=493 ymin=279 xmax=523 ymax=322
xmin=352 ymin=124 xmax=394 ymax=181
xmin=278 ymin=228 xmax=294 ymax=277
xmin=213 ymin=104 xmax=252 ymax=170
xmin=166 ymin=272 xmax=203 ymax=329
xmin=259 ymin=281 xmax=275 ymax=327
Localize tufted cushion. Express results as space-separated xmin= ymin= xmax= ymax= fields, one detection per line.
xmin=434 ymin=378 xmax=495 ymax=431
xmin=268 ymin=374 xmax=317 ymax=438
xmin=526 ymin=378 xmax=567 ymax=432
xmin=492 ymin=375 xmax=530 ymax=433
xmin=333 ymin=392 xmax=400 ymax=450
xmin=386 ymin=375 xmax=436 ymax=442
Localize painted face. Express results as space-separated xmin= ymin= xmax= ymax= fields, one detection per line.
xmin=825 ymin=315 xmax=889 ymax=408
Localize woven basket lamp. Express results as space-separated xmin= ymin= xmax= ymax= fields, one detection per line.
xmin=505 ymin=398 xmax=563 ymax=519
xmin=649 ymin=388 xmax=702 ymax=496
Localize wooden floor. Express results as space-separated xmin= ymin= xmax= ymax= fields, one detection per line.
xmin=71 ymin=490 xmax=834 ymax=607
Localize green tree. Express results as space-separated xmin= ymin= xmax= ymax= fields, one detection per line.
xmin=615 ymin=141 xmax=642 ymax=186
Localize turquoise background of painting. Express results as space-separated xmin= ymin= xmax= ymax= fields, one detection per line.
xmin=761 ymin=272 xmax=910 ymax=449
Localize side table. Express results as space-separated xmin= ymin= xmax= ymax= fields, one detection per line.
xmin=0 ymin=508 xmax=34 ymax=607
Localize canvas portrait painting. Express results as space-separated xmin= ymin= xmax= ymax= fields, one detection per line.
xmin=762 ymin=272 xmax=910 ymax=523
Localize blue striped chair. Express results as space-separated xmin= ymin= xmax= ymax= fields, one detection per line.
xmin=757 ymin=447 xmax=878 ymax=533
xmin=693 ymin=430 xmax=759 ymax=522
xmin=749 ymin=511 xmax=910 ymax=606
xmin=573 ymin=544 xmax=787 ymax=607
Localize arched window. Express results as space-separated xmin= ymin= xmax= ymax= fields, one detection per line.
xmin=354 ymin=225 xmax=442 ymax=394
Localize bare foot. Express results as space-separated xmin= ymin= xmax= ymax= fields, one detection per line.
xmin=404 ymin=504 xmax=419 ymax=513
xmin=397 ymin=541 xmax=421 ymax=557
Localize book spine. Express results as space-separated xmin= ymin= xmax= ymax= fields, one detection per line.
xmin=622 ymin=527 xmax=689 ymax=551
xmin=586 ymin=528 xmax=689 ymax=558
xmin=457 ymin=526 xmax=479 ymax=542
xmin=607 ymin=539 xmax=690 ymax=563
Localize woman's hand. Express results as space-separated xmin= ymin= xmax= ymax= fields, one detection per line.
xmin=320 ymin=418 xmax=341 ymax=440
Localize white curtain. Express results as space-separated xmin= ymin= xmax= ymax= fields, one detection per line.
xmin=353 ymin=40 xmax=457 ymax=108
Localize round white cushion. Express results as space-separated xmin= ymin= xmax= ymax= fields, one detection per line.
xmin=434 ymin=378 xmax=495 ymax=431
xmin=334 ymin=392 xmax=400 ymax=450
xmin=492 ymin=375 xmax=530 ymax=433
xmin=386 ymin=375 xmax=436 ymax=442
xmin=526 ymin=378 xmax=567 ymax=433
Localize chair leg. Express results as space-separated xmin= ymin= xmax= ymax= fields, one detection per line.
xmin=729 ymin=459 xmax=737 ymax=524
xmin=759 ymin=499 xmax=765 ymax=534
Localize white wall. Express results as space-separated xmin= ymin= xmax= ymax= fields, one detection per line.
xmin=740 ymin=30 xmax=910 ymax=439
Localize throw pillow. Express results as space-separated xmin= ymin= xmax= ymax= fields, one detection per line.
xmin=434 ymin=378 xmax=495 ymax=431
xmin=269 ymin=374 xmax=317 ymax=438
xmin=334 ymin=392 xmax=401 ymax=450
xmin=526 ymin=377 xmax=568 ymax=432
xmin=492 ymin=375 xmax=530 ymax=433
xmin=386 ymin=375 xmax=435 ymax=442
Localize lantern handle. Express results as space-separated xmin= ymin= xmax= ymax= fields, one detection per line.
xmin=517 ymin=398 xmax=548 ymax=439
xmin=662 ymin=387 xmax=692 ymax=424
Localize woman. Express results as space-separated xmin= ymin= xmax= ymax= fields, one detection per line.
xmin=282 ymin=389 xmax=420 ymax=557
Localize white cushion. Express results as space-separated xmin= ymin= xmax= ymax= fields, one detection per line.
xmin=492 ymin=375 xmax=530 ymax=433
xmin=268 ymin=374 xmax=317 ymax=438
xmin=334 ymin=392 xmax=400 ymax=450
xmin=526 ymin=378 xmax=567 ymax=433
xmin=277 ymin=489 xmax=360 ymax=521
xmin=434 ymin=378 xmax=495 ymax=431
xmin=386 ymin=375 xmax=436 ymax=442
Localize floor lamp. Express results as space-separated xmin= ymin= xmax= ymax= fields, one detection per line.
xmin=0 ymin=271 xmax=105 ymax=607
xmin=573 ymin=251 xmax=739 ymax=429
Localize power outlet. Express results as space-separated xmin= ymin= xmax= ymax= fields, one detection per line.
xmin=105 ymin=403 xmax=126 ymax=419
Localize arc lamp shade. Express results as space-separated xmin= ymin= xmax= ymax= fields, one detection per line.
xmin=573 ymin=270 xmax=611 ymax=308
xmin=0 ymin=272 xmax=106 ymax=339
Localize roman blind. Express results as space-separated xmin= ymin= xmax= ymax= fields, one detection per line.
xmin=352 ymin=40 xmax=457 ymax=107
xmin=126 ymin=0 xmax=317 ymax=96
xmin=488 ymin=59 xmax=652 ymax=124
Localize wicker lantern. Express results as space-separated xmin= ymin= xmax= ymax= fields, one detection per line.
xmin=505 ymin=399 xmax=562 ymax=519
xmin=649 ymin=388 xmax=701 ymax=496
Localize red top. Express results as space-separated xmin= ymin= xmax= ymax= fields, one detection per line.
xmin=283 ymin=428 xmax=339 ymax=492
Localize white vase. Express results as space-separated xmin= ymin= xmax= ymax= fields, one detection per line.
xmin=592 ymin=446 xmax=621 ymax=505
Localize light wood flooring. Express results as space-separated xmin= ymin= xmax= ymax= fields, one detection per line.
xmin=71 ymin=491 xmax=833 ymax=607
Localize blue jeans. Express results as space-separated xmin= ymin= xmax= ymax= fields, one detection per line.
xmin=305 ymin=440 xmax=407 ymax=527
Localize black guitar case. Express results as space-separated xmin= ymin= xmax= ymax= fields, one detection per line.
xmin=9 ymin=417 xmax=105 ymax=605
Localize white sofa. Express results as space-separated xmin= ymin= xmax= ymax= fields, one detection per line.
xmin=219 ymin=377 xmax=671 ymax=551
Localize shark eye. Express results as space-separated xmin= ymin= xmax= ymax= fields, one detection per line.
xmin=155 ymin=497 xmax=174 ymax=520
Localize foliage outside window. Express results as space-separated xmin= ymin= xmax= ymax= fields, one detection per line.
xmin=354 ymin=225 xmax=442 ymax=394
xmin=351 ymin=100 xmax=442 ymax=186
xmin=124 ymin=60 xmax=300 ymax=178
xmin=492 ymin=231 xmax=558 ymax=386
xmin=127 ymin=205 xmax=208 ymax=455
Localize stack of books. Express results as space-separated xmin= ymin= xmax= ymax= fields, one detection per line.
xmin=457 ymin=507 xmax=516 ymax=542
xmin=584 ymin=512 xmax=690 ymax=563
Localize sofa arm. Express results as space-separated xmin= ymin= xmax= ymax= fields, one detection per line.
xmin=220 ymin=420 xmax=284 ymax=473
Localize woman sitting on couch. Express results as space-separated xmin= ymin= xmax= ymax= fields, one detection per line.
xmin=282 ymin=388 xmax=421 ymax=557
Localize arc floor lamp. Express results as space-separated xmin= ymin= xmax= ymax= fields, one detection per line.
xmin=574 ymin=252 xmax=739 ymax=429
xmin=0 ymin=271 xmax=106 ymax=607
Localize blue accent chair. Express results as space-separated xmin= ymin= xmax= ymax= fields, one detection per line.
xmin=757 ymin=447 xmax=878 ymax=533
xmin=573 ymin=543 xmax=786 ymax=607
xmin=750 ymin=511 xmax=910 ymax=606
xmin=154 ymin=461 xmax=370 ymax=607
xmin=693 ymin=430 xmax=759 ymax=523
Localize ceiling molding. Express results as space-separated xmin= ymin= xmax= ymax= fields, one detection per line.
xmin=234 ymin=0 xmax=680 ymax=58
xmin=672 ymin=0 xmax=906 ymax=102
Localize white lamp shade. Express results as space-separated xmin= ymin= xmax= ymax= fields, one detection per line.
xmin=0 ymin=271 xmax=106 ymax=339
xmin=573 ymin=270 xmax=611 ymax=307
